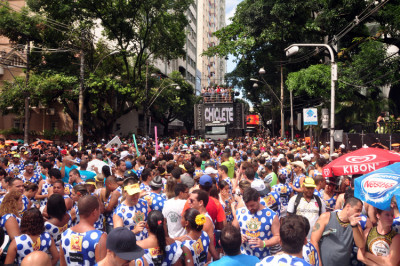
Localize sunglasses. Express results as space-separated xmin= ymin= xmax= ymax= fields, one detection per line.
xmin=189 ymin=199 xmax=196 ymax=203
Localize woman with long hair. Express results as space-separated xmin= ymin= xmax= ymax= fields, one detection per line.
xmin=180 ymin=208 xmax=211 ymax=266
xmin=5 ymin=208 xmax=59 ymax=265
xmin=44 ymin=194 xmax=73 ymax=251
xmin=165 ymin=177 xmax=177 ymax=199
xmin=0 ymin=191 xmax=22 ymax=243
xmin=358 ymin=208 xmax=400 ymax=265
xmin=138 ymin=210 xmax=182 ymax=265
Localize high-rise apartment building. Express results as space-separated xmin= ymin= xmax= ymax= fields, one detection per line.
xmin=153 ymin=3 xmax=200 ymax=93
xmin=154 ymin=0 xmax=226 ymax=95
xmin=197 ymin=0 xmax=226 ymax=91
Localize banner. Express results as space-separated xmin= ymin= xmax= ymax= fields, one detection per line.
xmin=105 ymin=136 xmax=122 ymax=148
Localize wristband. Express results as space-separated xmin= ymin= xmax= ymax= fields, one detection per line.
xmin=263 ymin=240 xmax=266 ymax=248
xmin=351 ymin=224 xmax=357 ymax=228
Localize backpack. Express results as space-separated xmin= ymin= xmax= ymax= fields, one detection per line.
xmin=293 ymin=192 xmax=322 ymax=216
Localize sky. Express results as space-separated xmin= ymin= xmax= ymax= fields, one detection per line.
xmin=225 ymin=0 xmax=242 ymax=73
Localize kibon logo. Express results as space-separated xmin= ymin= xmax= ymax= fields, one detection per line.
xmin=361 ymin=174 xmax=400 ymax=202
xmin=345 ymin=155 xmax=376 ymax=164
xmin=323 ymin=168 xmax=330 ymax=177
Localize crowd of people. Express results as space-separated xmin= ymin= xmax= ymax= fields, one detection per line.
xmin=201 ymin=86 xmax=233 ymax=102
xmin=0 ymin=136 xmax=399 ymax=265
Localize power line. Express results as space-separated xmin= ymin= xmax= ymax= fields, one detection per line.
xmin=277 ymin=0 xmax=390 ymax=66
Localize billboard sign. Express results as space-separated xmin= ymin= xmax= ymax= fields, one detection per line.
xmin=246 ymin=115 xmax=260 ymax=125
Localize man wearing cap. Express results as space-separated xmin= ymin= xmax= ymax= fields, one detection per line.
xmin=182 ymin=174 xmax=226 ymax=231
xmin=97 ymin=227 xmax=145 ymax=266
xmin=6 ymin=153 xmax=24 ymax=177
xmin=60 ymin=195 xmax=107 ymax=265
xmin=287 ymin=177 xmax=326 ymax=240
xmin=113 ymin=181 xmax=149 ymax=240
xmin=143 ymin=176 xmax=166 ymax=211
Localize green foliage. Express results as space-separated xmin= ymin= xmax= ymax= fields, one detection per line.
xmin=0 ymin=128 xmax=24 ymax=137
xmin=43 ymin=129 xmax=75 ymax=139
xmin=149 ymin=71 xmax=197 ymax=134
xmin=0 ymin=0 xmax=193 ymax=137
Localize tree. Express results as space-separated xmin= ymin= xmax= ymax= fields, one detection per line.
xmin=0 ymin=0 xmax=193 ymax=138
xmin=286 ymin=39 xmax=399 ymax=131
xmin=149 ymin=71 xmax=198 ymax=135
xmin=205 ymin=0 xmax=400 ymax=133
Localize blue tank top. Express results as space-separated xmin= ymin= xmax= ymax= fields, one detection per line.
xmin=61 ymin=229 xmax=104 ymax=265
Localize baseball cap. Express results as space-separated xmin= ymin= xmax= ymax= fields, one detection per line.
xmin=251 ymin=179 xmax=270 ymax=196
xmin=124 ymin=183 xmax=141 ymax=195
xmin=326 ymin=178 xmax=338 ymax=186
xmin=149 ymin=176 xmax=163 ymax=188
xmin=125 ymin=161 xmax=133 ymax=170
xmin=199 ymin=175 xmax=213 ymax=187
xmin=181 ymin=174 xmax=195 ymax=188
xmin=107 ymin=227 xmax=144 ymax=261
xmin=120 ymin=151 xmax=130 ymax=159
xmin=124 ymin=170 xmax=138 ymax=179
xmin=303 ymin=177 xmax=316 ymax=188
xmin=204 ymin=167 xmax=218 ymax=175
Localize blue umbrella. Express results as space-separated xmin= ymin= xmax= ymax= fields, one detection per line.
xmin=354 ymin=162 xmax=400 ymax=211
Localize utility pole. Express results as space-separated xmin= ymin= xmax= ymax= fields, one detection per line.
xmin=143 ymin=62 xmax=149 ymax=137
xmin=78 ymin=30 xmax=85 ymax=147
xmin=24 ymin=41 xmax=30 ymax=145
xmin=290 ymin=89 xmax=294 ymax=141
xmin=280 ymin=63 xmax=284 ymax=138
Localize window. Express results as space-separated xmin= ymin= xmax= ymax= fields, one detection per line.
xmin=13 ymin=119 xmax=22 ymax=129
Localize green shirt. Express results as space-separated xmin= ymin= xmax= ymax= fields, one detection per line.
xmin=221 ymin=157 xmax=235 ymax=179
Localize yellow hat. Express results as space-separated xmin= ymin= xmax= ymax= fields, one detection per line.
xmin=179 ymin=164 xmax=187 ymax=172
xmin=124 ymin=183 xmax=141 ymax=195
xmin=303 ymin=177 xmax=316 ymax=188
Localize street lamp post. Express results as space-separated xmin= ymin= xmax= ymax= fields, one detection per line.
xmin=145 ymin=82 xmax=180 ymax=136
xmin=250 ymin=70 xmax=284 ymax=138
xmin=285 ymin=43 xmax=337 ymax=156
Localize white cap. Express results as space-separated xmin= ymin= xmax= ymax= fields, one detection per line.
xmin=362 ymin=144 xmax=368 ymax=148
xmin=303 ymin=155 xmax=311 ymax=161
xmin=120 ymin=151 xmax=130 ymax=159
xmin=340 ymin=144 xmax=345 ymax=149
xmin=204 ymin=167 xmax=218 ymax=175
